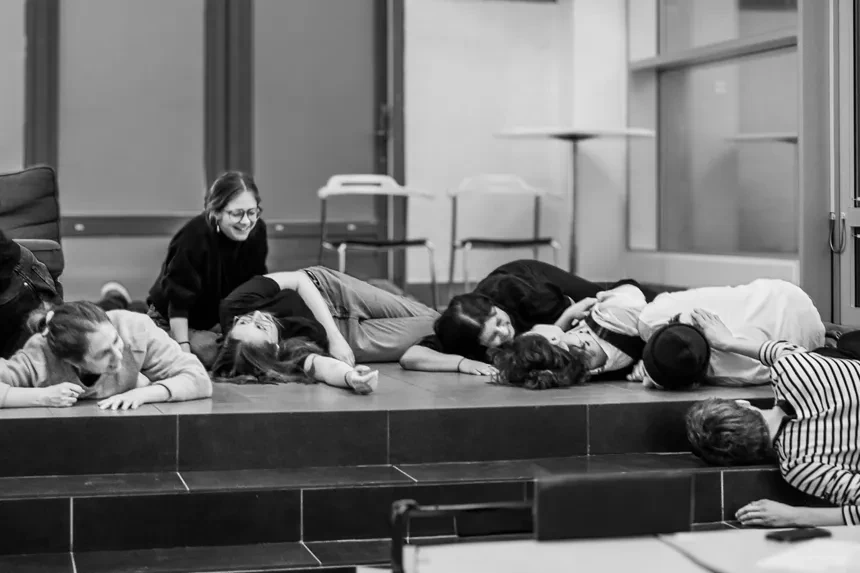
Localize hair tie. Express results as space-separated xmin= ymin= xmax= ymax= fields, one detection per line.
xmin=42 ymin=310 xmax=55 ymax=336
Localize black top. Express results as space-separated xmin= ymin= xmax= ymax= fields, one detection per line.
xmin=220 ymin=275 xmax=328 ymax=350
xmin=419 ymin=259 xmax=652 ymax=354
xmin=0 ymin=230 xmax=21 ymax=293
xmin=147 ymin=213 xmax=268 ymax=330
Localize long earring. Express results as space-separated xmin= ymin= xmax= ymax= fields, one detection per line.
xmin=216 ymin=221 xmax=221 ymax=234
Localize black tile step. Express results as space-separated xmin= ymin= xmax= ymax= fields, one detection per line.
xmin=0 ymin=370 xmax=773 ymax=477
xmin=0 ymin=453 xmax=820 ymax=556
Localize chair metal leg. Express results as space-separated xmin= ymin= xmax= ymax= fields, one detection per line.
xmin=338 ymin=244 xmax=348 ymax=273
xmin=550 ymin=240 xmax=561 ymax=268
xmin=448 ymin=244 xmax=457 ymax=289
xmin=426 ymin=242 xmax=438 ymax=310
xmin=462 ymin=243 xmax=472 ymax=292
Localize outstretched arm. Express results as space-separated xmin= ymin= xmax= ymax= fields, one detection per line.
xmin=302 ymin=354 xmax=377 ymax=395
xmin=265 ymin=271 xmax=354 ymax=365
xmin=735 ymin=499 xmax=845 ymax=527
xmin=399 ymin=344 xmax=497 ymax=376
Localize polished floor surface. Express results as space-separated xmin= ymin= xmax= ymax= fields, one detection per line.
xmin=0 ymin=363 xmax=773 ymax=419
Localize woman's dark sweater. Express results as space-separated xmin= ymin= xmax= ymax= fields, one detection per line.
xmin=147 ymin=213 xmax=268 ymax=331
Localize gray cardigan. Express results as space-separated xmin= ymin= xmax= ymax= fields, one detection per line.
xmin=0 ymin=310 xmax=212 ymax=406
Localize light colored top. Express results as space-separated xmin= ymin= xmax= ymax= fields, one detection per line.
xmin=638 ymin=279 xmax=824 ymax=386
xmin=563 ymin=284 xmax=647 ymax=375
xmin=762 ymin=341 xmax=860 ymax=525
xmin=0 ymin=310 xmax=212 ymax=406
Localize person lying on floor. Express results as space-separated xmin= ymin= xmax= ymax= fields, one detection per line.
xmin=146 ymin=171 xmax=269 ymax=368
xmin=686 ymin=308 xmax=860 ymax=528
xmin=399 ymin=259 xmax=653 ymax=375
xmin=210 ymin=267 xmax=439 ymax=394
xmin=489 ymin=283 xmax=648 ymax=389
xmin=0 ymin=229 xmax=62 ymax=359
xmin=629 ymin=278 xmax=824 ymax=390
xmin=0 ymin=301 xmax=212 ymax=410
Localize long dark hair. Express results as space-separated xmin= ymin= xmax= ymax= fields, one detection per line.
xmin=210 ymin=336 xmax=325 ymax=385
xmin=204 ymin=171 xmax=261 ymax=226
xmin=489 ymin=335 xmax=590 ymax=390
xmin=27 ymin=301 xmax=109 ymax=362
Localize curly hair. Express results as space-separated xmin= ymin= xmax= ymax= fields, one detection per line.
xmin=489 ymin=335 xmax=590 ymax=390
xmin=685 ymin=398 xmax=775 ymax=466
xmin=210 ymin=336 xmax=325 ymax=385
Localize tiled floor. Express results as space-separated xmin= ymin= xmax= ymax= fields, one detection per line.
xmin=0 ymin=364 xmax=774 ymax=419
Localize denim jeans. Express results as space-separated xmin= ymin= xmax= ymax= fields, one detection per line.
xmin=303 ymin=266 xmax=439 ymax=363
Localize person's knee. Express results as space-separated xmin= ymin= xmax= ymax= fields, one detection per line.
xmin=190 ymin=330 xmax=220 ymax=369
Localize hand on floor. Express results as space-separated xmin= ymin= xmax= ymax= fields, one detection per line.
xmin=39 ymin=382 xmax=85 ymax=407
xmin=346 ymin=365 xmax=378 ymax=395
xmin=458 ymin=359 xmax=498 ymax=376
xmin=626 ymin=360 xmax=646 ymax=381
xmin=98 ymin=387 xmax=149 ymax=410
xmin=736 ymin=499 xmax=804 ymax=528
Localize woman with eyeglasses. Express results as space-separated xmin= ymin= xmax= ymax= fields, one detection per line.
xmin=146 ymin=171 xmax=268 ymax=367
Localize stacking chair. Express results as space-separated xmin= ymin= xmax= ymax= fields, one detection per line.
xmin=317 ymin=174 xmax=438 ymax=308
xmin=448 ymin=174 xmax=561 ymax=291
xmin=0 ymin=165 xmax=64 ymax=281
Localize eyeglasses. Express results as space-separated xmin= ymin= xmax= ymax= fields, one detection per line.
xmin=223 ymin=207 xmax=263 ymax=222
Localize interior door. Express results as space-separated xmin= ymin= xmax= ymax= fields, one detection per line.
xmin=836 ymin=0 xmax=860 ymax=326
xmin=253 ymin=0 xmax=388 ymax=278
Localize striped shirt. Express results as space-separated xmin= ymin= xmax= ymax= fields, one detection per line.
xmin=762 ymin=341 xmax=860 ymax=525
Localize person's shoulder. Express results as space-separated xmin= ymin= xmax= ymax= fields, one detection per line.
xmin=108 ymin=310 xmax=158 ymax=349
xmin=172 ymin=214 xmax=212 ymax=242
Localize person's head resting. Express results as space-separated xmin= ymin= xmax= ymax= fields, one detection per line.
xmin=212 ymin=311 xmax=326 ymax=384
xmin=228 ymin=310 xmax=280 ymax=347
xmin=434 ymin=294 xmax=515 ymax=362
xmin=685 ymin=398 xmax=775 ymax=466
xmin=204 ymin=171 xmax=262 ymax=242
xmin=27 ymin=302 xmax=123 ymax=375
xmin=489 ymin=333 xmax=590 ymax=390
xmin=641 ymin=321 xmax=711 ymax=390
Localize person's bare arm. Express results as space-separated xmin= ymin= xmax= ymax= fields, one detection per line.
xmin=399 ymin=345 xmax=497 ymax=376
xmin=736 ymin=500 xmax=845 ymax=527
xmin=169 ymin=317 xmax=191 ymax=353
xmin=265 ymin=271 xmax=354 ymax=365
xmin=303 ymin=354 xmax=378 ymax=394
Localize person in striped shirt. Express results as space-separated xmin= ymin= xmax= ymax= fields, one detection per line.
xmin=686 ymin=307 xmax=860 ymax=528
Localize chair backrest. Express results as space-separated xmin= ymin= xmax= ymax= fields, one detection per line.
xmin=449 ymin=174 xmax=558 ymax=198
xmin=0 ymin=165 xmax=61 ymax=242
xmin=534 ymin=471 xmax=693 ymax=541
xmin=318 ymin=174 xmax=433 ymax=199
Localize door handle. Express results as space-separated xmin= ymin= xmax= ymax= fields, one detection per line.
xmin=830 ymin=212 xmax=846 ymax=254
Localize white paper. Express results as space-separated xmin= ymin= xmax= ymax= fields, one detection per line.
xmin=757 ymin=539 xmax=860 ymax=572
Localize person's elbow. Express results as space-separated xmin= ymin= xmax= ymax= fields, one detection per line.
xmin=194 ymin=369 xmax=214 ymax=398
xmin=399 ymin=346 xmax=422 ymax=370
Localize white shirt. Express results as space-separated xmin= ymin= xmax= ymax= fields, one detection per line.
xmin=637 ymin=279 xmax=824 ymax=386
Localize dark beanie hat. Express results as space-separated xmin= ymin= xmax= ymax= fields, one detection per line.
xmin=642 ymin=323 xmax=711 ymax=390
